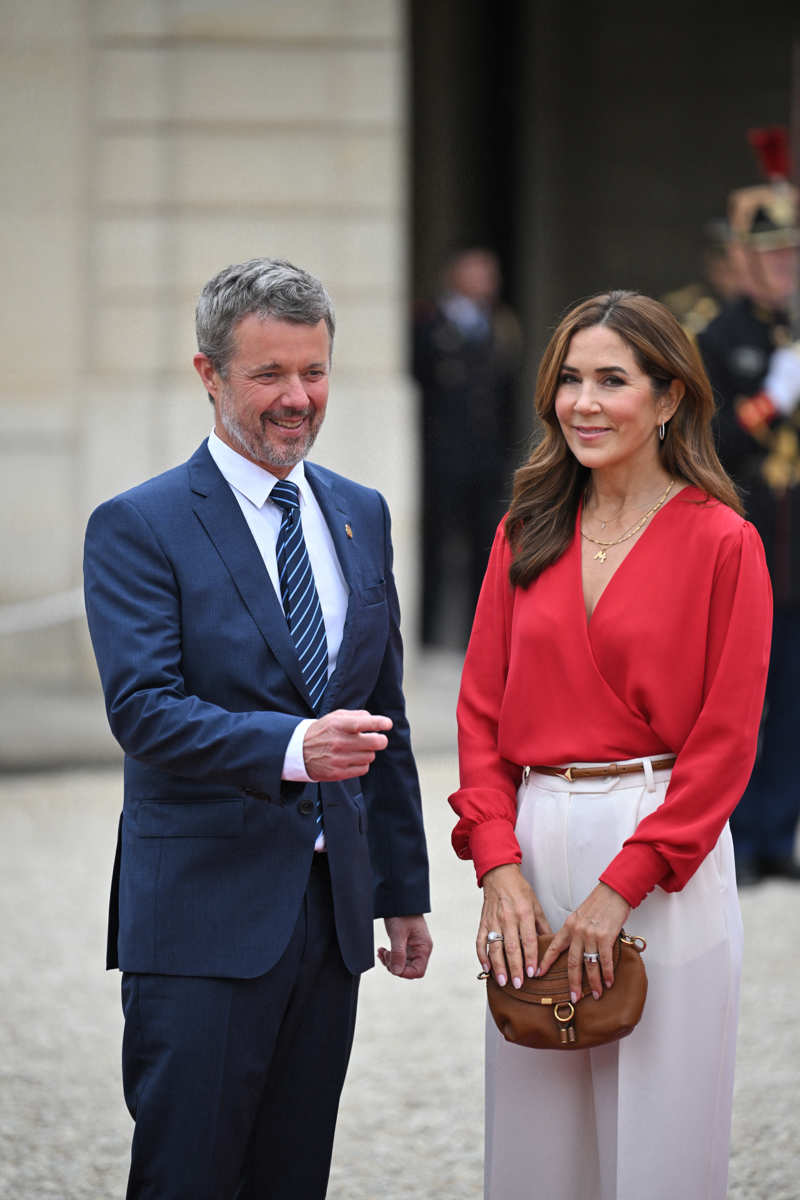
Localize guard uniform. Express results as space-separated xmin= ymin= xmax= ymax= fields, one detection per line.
xmin=699 ymin=289 xmax=800 ymax=881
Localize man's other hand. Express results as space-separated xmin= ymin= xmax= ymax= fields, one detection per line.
xmin=377 ymin=916 xmax=433 ymax=979
xmin=302 ymin=709 xmax=392 ymax=781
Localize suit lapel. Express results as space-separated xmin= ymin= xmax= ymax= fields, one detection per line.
xmin=188 ymin=443 xmax=312 ymax=707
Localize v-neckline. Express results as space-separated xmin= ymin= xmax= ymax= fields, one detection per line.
xmin=579 ymin=484 xmax=690 ymax=627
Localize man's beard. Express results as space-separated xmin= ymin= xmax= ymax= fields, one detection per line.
xmin=218 ymin=389 xmax=320 ymax=469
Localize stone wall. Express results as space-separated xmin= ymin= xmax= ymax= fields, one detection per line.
xmin=0 ymin=0 xmax=416 ymax=687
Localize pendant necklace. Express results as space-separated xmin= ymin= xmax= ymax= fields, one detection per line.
xmin=581 ymin=480 xmax=675 ymax=563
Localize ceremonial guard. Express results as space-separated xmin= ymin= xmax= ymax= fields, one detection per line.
xmin=698 ymin=132 xmax=800 ymax=884
xmin=661 ymin=217 xmax=741 ymax=341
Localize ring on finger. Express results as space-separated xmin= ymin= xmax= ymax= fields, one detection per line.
xmin=583 ymin=951 xmax=600 ymax=963
xmin=486 ymin=931 xmax=504 ymax=943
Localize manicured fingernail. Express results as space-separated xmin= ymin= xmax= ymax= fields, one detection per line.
xmin=497 ymin=974 xmax=507 ymax=987
xmin=592 ymin=990 xmax=600 ymax=1000
xmin=570 ymin=990 xmax=579 ymax=1003
xmin=513 ymin=977 xmax=522 ymax=989
xmin=535 ymin=966 xmax=542 ymax=977
xmin=527 ymin=965 xmax=535 ymax=978
xmin=605 ymin=979 xmax=613 ymax=989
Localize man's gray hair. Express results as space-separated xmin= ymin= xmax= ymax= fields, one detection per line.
xmin=195 ymin=257 xmax=335 ymax=376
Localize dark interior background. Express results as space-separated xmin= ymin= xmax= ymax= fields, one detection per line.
xmin=411 ymin=4 xmax=796 ymax=411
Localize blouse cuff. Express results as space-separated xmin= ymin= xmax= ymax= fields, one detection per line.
xmin=600 ymin=842 xmax=669 ymax=909
xmin=468 ymin=819 xmax=523 ymax=886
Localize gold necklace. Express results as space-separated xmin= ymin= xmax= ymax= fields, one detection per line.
xmin=581 ymin=481 xmax=674 ymax=563
xmin=586 ymin=480 xmax=675 ymax=531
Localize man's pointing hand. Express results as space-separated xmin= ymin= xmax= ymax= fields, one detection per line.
xmin=302 ymin=709 xmax=393 ymax=781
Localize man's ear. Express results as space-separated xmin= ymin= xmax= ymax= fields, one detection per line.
xmin=193 ymin=353 xmax=219 ymax=400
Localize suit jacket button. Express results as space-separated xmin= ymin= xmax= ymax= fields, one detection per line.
xmin=298 ymin=798 xmax=315 ymax=816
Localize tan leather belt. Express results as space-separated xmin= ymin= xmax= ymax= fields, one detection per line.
xmin=527 ymin=756 xmax=676 ymax=783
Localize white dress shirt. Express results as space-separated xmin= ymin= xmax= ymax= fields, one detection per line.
xmin=207 ymin=431 xmax=350 ymax=801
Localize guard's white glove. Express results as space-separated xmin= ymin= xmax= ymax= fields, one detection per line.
xmin=763 ymin=344 xmax=800 ymax=415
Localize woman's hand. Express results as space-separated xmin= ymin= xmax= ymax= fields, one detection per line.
xmin=537 ymin=882 xmax=631 ymax=1002
xmin=478 ymin=864 xmax=552 ymax=988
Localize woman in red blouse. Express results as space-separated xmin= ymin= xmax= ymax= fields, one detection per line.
xmin=450 ymin=291 xmax=771 ymax=1200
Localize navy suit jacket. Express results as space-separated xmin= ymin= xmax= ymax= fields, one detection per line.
xmin=84 ymin=441 xmax=430 ymax=978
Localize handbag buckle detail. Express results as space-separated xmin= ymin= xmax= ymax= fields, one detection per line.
xmin=554 ymin=1001 xmax=576 ymax=1044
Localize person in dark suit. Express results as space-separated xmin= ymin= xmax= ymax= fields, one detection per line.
xmin=83 ymin=257 xmax=432 ymax=1199
xmin=413 ymin=247 xmax=522 ymax=646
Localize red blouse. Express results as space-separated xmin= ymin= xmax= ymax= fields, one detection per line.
xmin=449 ymin=488 xmax=772 ymax=907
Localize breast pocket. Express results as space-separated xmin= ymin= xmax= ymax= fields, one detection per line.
xmin=135 ymin=800 xmax=245 ymax=838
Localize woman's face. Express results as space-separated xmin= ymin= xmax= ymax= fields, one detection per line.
xmin=554 ymin=324 xmax=675 ymax=474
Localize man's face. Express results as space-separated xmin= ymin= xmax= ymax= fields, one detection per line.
xmin=194 ymin=314 xmax=330 ymax=477
xmin=739 ymin=244 xmax=798 ymax=310
xmin=448 ymin=251 xmax=500 ymax=305
xmin=755 ymin=246 xmax=798 ymax=308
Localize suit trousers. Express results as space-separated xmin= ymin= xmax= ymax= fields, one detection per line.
xmin=121 ymin=852 xmax=359 ymax=1200
xmin=730 ymin=602 xmax=800 ymax=861
xmin=485 ymin=762 xmax=742 ymax=1200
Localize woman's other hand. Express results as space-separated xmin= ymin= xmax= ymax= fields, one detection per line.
xmin=478 ymin=864 xmax=552 ymax=987
xmin=537 ymin=882 xmax=630 ymax=1002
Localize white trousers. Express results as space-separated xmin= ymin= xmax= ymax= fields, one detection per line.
xmin=485 ymin=762 xmax=742 ymax=1200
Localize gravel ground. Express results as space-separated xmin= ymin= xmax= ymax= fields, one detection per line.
xmin=1 ymin=760 xmax=798 ymax=1199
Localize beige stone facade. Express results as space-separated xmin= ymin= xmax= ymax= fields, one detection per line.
xmin=0 ymin=0 xmax=416 ymax=688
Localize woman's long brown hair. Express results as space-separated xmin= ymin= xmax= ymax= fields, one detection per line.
xmin=506 ymin=290 xmax=743 ymax=587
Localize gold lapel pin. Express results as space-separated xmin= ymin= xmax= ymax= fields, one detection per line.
xmin=345 ymin=523 xmax=353 ymax=539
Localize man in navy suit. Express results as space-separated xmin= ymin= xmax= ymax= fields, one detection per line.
xmin=84 ymin=258 xmax=432 ymax=1199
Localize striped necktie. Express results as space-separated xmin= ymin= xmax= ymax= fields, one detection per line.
xmin=270 ymin=479 xmax=329 ymax=712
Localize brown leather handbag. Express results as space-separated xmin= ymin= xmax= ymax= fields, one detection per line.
xmin=481 ymin=932 xmax=647 ymax=1050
